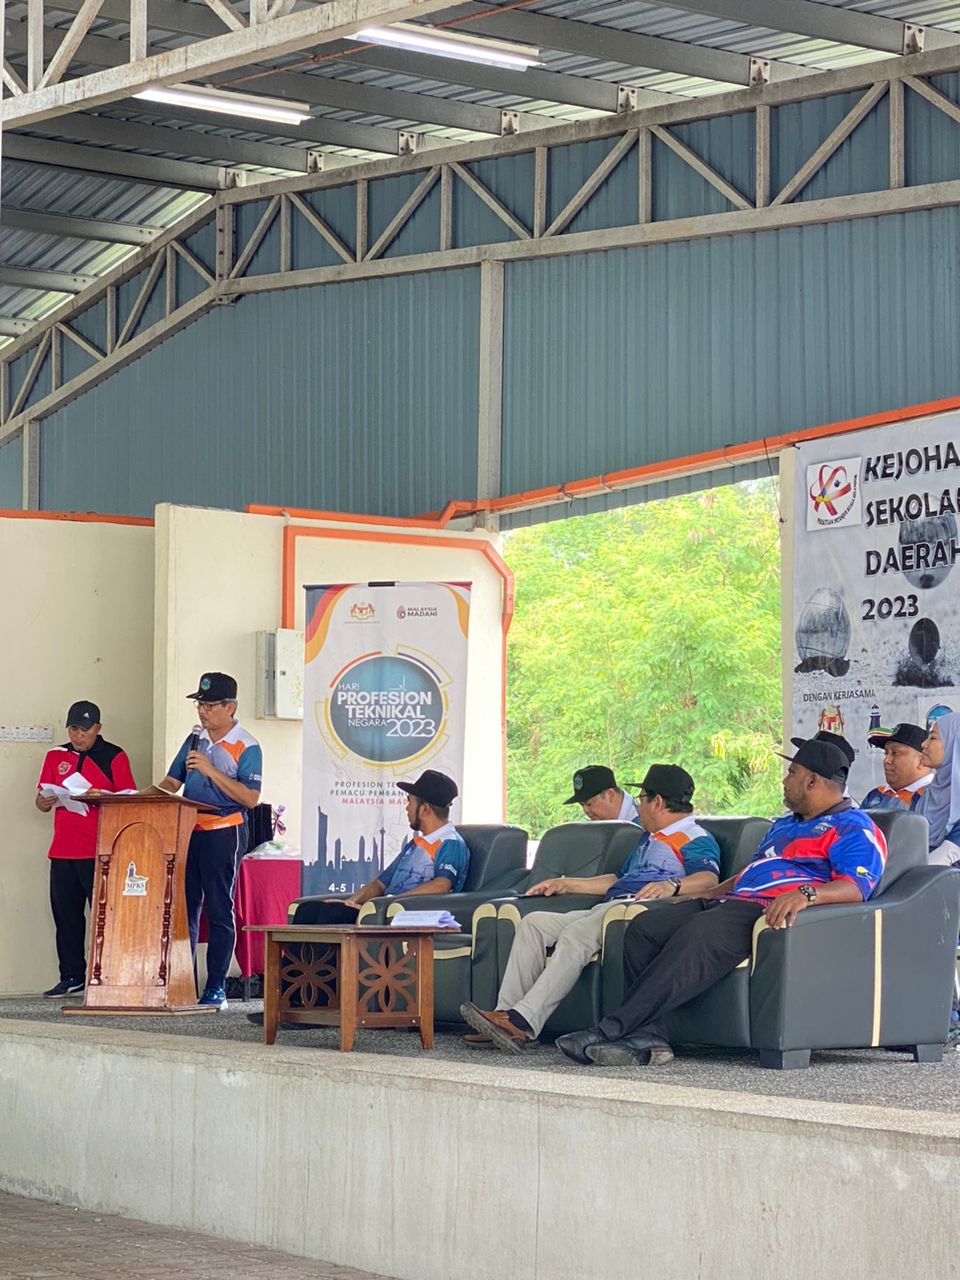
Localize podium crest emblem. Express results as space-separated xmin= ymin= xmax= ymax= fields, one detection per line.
xmin=122 ymin=861 xmax=149 ymax=897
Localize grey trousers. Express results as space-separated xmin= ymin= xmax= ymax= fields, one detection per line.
xmin=496 ymin=902 xmax=614 ymax=1036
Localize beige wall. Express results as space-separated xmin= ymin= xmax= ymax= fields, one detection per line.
xmin=0 ymin=516 xmax=154 ymax=995
xmin=153 ymin=505 xmax=507 ymax=851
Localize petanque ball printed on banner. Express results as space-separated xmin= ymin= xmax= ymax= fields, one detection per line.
xmin=794 ymin=587 xmax=851 ymax=676
xmin=895 ymin=617 xmax=954 ymax=688
xmin=326 ymin=652 xmax=447 ymax=765
xmin=898 ymin=514 xmax=958 ymax=590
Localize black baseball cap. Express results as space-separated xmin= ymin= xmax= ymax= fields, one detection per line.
xmin=638 ymin=764 xmax=695 ymax=804
xmin=564 ymin=765 xmax=620 ymax=805
xmin=868 ymin=722 xmax=927 ymax=752
xmin=187 ymin=672 xmax=238 ymax=702
xmin=791 ymin=730 xmax=855 ymax=766
xmin=66 ymin=700 xmax=100 ymax=729
xmin=778 ymin=738 xmax=850 ymax=783
xmin=397 ymin=770 xmax=458 ymax=808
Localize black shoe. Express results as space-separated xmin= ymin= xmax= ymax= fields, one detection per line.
xmin=42 ymin=978 xmax=84 ymax=998
xmin=247 ymin=1012 xmax=264 ymax=1027
xmin=555 ymin=1027 xmax=608 ymax=1065
xmin=585 ymin=1032 xmax=674 ymax=1067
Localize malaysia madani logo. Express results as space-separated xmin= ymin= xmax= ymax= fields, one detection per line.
xmin=349 ymin=602 xmax=375 ymax=622
xmin=806 ymin=457 xmax=862 ymax=531
xmin=396 ymin=606 xmax=406 ymax=620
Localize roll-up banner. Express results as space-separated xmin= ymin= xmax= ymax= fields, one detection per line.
xmin=300 ymin=581 xmax=471 ymax=894
xmin=790 ymin=413 xmax=960 ymax=799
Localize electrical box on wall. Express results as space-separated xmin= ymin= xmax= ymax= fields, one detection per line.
xmin=255 ymin=630 xmax=304 ymax=720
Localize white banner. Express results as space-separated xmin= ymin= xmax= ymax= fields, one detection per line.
xmin=790 ymin=414 xmax=960 ymax=799
xmin=300 ymin=581 xmax=471 ymax=894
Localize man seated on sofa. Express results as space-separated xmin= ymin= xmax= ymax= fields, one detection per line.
xmin=248 ymin=768 xmax=468 ymax=1027
xmin=564 ymin=764 xmax=640 ymax=823
xmin=459 ymin=765 xmax=720 ymax=1053
xmin=295 ymin=768 xmax=469 ymax=924
xmin=861 ymin=723 xmax=933 ymax=812
xmin=554 ymin=738 xmax=887 ymax=1068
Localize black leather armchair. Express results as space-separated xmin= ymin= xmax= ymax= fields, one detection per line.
xmin=600 ymin=809 xmax=960 ymax=1068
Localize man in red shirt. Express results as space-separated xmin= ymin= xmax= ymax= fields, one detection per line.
xmin=35 ymin=701 xmax=136 ymax=998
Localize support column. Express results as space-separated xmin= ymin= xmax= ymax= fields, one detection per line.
xmin=476 ymin=259 xmax=504 ymax=532
xmin=21 ymin=419 xmax=40 ymax=510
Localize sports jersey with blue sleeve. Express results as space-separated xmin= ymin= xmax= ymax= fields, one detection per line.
xmin=729 ymin=802 xmax=886 ymax=902
xmin=861 ymin=777 xmax=931 ymax=813
xmin=379 ymin=823 xmax=470 ymax=895
xmin=168 ymin=722 xmax=262 ymax=830
xmin=604 ymin=816 xmax=721 ymax=900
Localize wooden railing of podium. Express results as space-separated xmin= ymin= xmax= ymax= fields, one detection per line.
xmin=63 ymin=793 xmax=217 ymax=1016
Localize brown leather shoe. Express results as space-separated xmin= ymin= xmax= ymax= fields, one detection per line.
xmin=460 ymin=1002 xmax=532 ymax=1054
xmin=463 ymin=1031 xmax=494 ymax=1047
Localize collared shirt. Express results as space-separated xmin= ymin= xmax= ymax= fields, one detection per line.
xmin=37 ymin=738 xmax=137 ymax=859
xmin=616 ymin=792 xmax=640 ymax=823
xmin=379 ymin=822 xmax=470 ymax=895
xmin=728 ymin=800 xmax=886 ymax=902
xmin=604 ymin=815 xmax=721 ymax=900
xmin=167 ymin=722 xmax=262 ymax=831
xmin=861 ymin=773 xmax=933 ymax=813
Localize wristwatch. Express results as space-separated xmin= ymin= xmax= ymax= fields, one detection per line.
xmin=669 ymin=878 xmax=682 ymax=897
xmin=797 ymin=884 xmax=817 ymax=904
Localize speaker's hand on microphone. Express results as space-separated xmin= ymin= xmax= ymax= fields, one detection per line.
xmin=186 ymin=750 xmax=214 ymax=778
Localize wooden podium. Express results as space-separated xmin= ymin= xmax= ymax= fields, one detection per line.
xmin=64 ymin=793 xmax=216 ymax=1016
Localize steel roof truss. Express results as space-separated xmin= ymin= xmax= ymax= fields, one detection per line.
xmin=772 ymin=81 xmax=887 ymax=205
xmin=0 ymin=0 xmax=455 ymax=127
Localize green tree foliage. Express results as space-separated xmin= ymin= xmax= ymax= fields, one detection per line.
xmin=503 ymin=480 xmax=783 ymax=835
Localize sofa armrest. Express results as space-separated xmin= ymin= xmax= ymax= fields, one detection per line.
xmin=749 ymin=867 xmax=960 ymax=1051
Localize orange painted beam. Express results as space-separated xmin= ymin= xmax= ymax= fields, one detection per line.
xmin=0 ymin=509 xmax=154 ymax=526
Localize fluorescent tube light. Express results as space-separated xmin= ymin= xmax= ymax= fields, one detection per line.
xmin=135 ymin=84 xmax=311 ymax=125
xmin=350 ymin=22 xmax=540 ymax=70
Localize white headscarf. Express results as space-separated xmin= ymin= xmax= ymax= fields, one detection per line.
xmin=916 ymin=711 xmax=960 ymax=849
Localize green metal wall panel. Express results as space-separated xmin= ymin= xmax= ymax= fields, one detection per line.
xmin=501 ymin=207 xmax=960 ymax=506
xmin=0 ymin=436 xmax=21 ymax=509
xmin=39 ymin=270 xmax=481 ymax=519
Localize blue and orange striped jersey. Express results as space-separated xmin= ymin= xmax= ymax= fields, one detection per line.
xmin=729 ymin=803 xmax=886 ymax=902
xmin=861 ymin=777 xmax=931 ymax=813
xmin=605 ymin=816 xmax=721 ymax=899
xmin=168 ymin=722 xmax=262 ymax=830
xmin=379 ymin=822 xmax=470 ymax=894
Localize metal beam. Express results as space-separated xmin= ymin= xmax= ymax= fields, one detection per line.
xmin=0 ymin=266 xmax=95 ymax=293
xmin=131 ymin=100 xmax=405 ymax=156
xmin=22 ymin=112 xmax=309 ymax=172
xmin=438 ymin=3 xmax=773 ymax=86
xmin=0 ymin=0 xmax=455 ymax=127
xmin=3 ymin=132 xmax=225 ymax=190
xmin=658 ymin=0 xmax=959 ymax=56
xmin=225 ymin=66 xmax=509 ymax=136
xmin=343 ymin=46 xmax=663 ymax=112
xmin=0 ymin=316 xmax=34 ymax=336
xmin=0 ymin=207 xmax=159 ymax=244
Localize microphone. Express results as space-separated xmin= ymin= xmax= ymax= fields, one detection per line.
xmin=187 ymin=724 xmax=202 ymax=769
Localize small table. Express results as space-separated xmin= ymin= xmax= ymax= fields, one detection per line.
xmin=247 ymin=925 xmax=442 ymax=1051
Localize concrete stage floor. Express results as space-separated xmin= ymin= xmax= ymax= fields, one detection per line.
xmin=1 ymin=993 xmax=958 ymax=1112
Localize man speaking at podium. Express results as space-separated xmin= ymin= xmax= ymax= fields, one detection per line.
xmin=157 ymin=672 xmax=262 ymax=1010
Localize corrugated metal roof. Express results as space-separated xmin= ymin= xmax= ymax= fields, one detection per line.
xmin=4 ymin=0 xmax=960 ymax=339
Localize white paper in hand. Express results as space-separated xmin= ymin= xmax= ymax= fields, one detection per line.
xmin=389 ymin=909 xmax=461 ymax=930
xmin=62 ymin=772 xmax=92 ymax=796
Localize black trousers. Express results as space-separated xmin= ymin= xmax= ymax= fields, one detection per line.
xmin=598 ymin=899 xmax=764 ymax=1040
xmin=292 ymin=900 xmax=359 ymax=925
xmin=49 ymin=858 xmax=95 ymax=981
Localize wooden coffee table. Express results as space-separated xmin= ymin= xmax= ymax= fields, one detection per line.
xmin=248 ymin=924 xmax=444 ymax=1051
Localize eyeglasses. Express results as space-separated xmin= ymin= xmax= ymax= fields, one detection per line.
xmin=197 ymin=700 xmax=228 ymax=708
